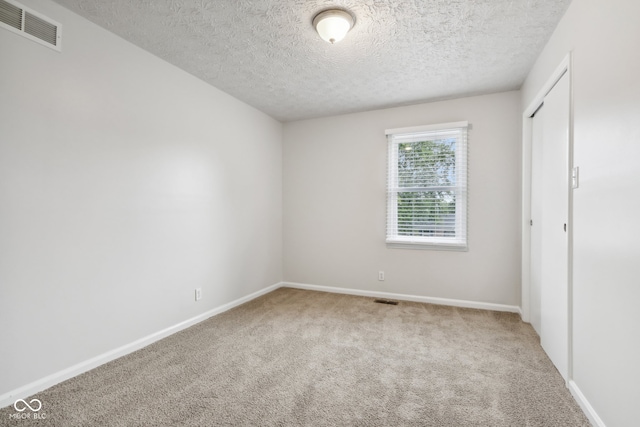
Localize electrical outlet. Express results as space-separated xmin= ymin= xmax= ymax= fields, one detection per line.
xmin=378 ymin=271 xmax=385 ymax=281
xmin=195 ymin=288 xmax=202 ymax=301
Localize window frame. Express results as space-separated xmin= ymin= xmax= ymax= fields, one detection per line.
xmin=385 ymin=121 xmax=468 ymax=251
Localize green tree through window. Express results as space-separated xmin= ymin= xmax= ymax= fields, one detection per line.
xmin=397 ymin=139 xmax=456 ymax=237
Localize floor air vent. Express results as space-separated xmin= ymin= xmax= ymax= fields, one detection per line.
xmin=374 ymin=299 xmax=399 ymax=305
xmin=0 ymin=0 xmax=61 ymax=51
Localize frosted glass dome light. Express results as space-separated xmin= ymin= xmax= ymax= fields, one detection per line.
xmin=313 ymin=10 xmax=354 ymax=44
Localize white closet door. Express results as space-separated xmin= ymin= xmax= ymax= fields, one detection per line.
xmin=540 ymin=72 xmax=570 ymax=381
xmin=530 ymin=107 xmax=544 ymax=336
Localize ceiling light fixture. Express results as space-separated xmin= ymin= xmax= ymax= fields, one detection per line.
xmin=313 ymin=9 xmax=354 ymax=44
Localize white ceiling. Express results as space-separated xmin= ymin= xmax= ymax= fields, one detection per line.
xmin=52 ymin=0 xmax=572 ymax=122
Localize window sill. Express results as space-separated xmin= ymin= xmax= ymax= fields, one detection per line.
xmin=386 ymin=240 xmax=468 ymax=252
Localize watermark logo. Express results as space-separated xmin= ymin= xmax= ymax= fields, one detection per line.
xmin=14 ymin=399 xmax=42 ymax=412
xmin=9 ymin=399 xmax=46 ymax=420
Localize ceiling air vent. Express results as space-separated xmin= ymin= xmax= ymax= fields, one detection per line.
xmin=0 ymin=0 xmax=61 ymax=51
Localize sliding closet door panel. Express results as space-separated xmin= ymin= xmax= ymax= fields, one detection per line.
xmin=540 ymin=72 xmax=570 ymax=381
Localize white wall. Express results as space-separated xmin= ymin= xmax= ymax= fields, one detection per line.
xmin=522 ymin=0 xmax=640 ymax=425
xmin=0 ymin=0 xmax=282 ymax=397
xmin=283 ymin=92 xmax=521 ymax=306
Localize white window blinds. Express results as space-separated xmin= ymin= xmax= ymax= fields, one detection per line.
xmin=386 ymin=121 xmax=468 ymax=250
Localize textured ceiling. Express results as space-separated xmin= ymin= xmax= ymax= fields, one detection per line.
xmin=51 ymin=0 xmax=572 ymax=122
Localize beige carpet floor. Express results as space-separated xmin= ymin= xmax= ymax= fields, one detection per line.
xmin=0 ymin=288 xmax=590 ymax=426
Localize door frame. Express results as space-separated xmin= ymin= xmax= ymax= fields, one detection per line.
xmin=521 ymin=53 xmax=574 ymax=381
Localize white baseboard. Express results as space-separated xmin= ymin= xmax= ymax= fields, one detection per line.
xmin=569 ymin=380 xmax=605 ymax=427
xmin=0 ymin=282 xmax=282 ymax=409
xmin=282 ymin=282 xmax=521 ymax=314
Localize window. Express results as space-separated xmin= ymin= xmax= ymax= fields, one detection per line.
xmin=386 ymin=121 xmax=468 ymax=250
